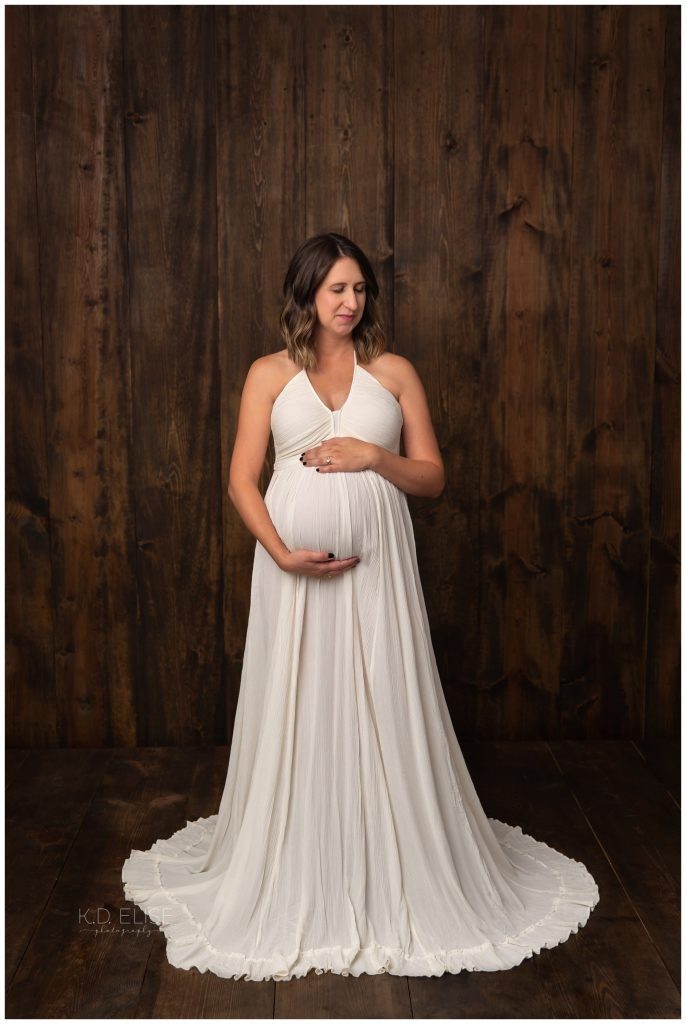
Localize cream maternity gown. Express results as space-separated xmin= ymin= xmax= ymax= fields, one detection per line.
xmin=122 ymin=345 xmax=600 ymax=981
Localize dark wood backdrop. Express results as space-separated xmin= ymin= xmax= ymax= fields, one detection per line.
xmin=6 ymin=6 xmax=679 ymax=748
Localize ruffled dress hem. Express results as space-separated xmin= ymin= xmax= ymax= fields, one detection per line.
xmin=122 ymin=814 xmax=600 ymax=983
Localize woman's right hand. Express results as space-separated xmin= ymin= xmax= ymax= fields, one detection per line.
xmin=277 ymin=549 xmax=360 ymax=577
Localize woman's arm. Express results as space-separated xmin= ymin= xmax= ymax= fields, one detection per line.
xmin=367 ymin=446 xmax=444 ymax=498
xmin=367 ymin=355 xmax=445 ymax=498
xmin=227 ymin=358 xmax=290 ymax=568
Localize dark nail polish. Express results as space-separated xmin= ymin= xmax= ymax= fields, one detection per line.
xmin=316 ymin=467 xmax=319 ymax=472
xmin=299 ymin=455 xmax=303 ymax=461
xmin=328 ymin=553 xmax=334 ymax=558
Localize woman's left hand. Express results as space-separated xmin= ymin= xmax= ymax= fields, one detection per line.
xmin=300 ymin=437 xmax=377 ymax=473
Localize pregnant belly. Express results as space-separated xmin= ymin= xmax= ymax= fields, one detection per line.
xmin=265 ymin=468 xmax=386 ymax=561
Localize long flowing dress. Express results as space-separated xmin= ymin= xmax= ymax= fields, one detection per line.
xmin=122 ymin=346 xmax=600 ymax=982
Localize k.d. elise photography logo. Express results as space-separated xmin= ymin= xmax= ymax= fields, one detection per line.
xmin=77 ymin=904 xmax=172 ymax=938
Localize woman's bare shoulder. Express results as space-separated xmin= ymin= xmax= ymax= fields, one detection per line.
xmin=246 ymin=349 xmax=300 ymax=402
xmin=363 ymin=350 xmax=419 ymax=402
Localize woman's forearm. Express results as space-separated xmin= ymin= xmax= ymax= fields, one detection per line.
xmin=367 ymin=445 xmax=444 ymax=498
xmin=228 ymin=479 xmax=290 ymax=566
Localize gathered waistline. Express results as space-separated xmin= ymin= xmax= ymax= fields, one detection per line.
xmin=272 ymin=454 xmax=304 ymax=473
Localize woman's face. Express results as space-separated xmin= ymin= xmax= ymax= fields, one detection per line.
xmin=313 ymin=257 xmax=366 ymax=335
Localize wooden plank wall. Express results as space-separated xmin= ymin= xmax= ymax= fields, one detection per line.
xmin=6 ymin=6 xmax=679 ymax=748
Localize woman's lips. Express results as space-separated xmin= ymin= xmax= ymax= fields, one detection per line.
xmin=337 ymin=314 xmax=353 ymax=319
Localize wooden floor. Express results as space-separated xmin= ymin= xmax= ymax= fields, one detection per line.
xmin=5 ymin=740 xmax=680 ymax=1019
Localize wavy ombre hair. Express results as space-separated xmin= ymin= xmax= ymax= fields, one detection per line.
xmin=279 ymin=233 xmax=387 ymax=370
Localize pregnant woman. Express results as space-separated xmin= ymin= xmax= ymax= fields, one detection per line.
xmin=122 ymin=232 xmax=599 ymax=981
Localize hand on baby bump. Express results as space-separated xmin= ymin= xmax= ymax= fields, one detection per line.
xmin=300 ymin=437 xmax=375 ymax=473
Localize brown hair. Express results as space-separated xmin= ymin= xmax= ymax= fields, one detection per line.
xmin=278 ymin=232 xmax=387 ymax=370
